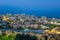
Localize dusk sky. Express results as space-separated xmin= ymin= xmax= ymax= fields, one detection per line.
xmin=0 ymin=0 xmax=60 ymax=18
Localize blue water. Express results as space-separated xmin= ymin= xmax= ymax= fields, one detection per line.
xmin=0 ymin=6 xmax=60 ymax=18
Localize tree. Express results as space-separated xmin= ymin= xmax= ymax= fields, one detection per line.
xmin=15 ymin=34 xmax=38 ymax=40
xmin=8 ymin=35 xmax=15 ymax=40
xmin=15 ymin=34 xmax=22 ymax=40
xmin=1 ymin=33 xmax=8 ymax=40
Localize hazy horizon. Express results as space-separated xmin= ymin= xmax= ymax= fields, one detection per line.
xmin=0 ymin=0 xmax=60 ymax=18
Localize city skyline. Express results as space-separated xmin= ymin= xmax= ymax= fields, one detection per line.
xmin=0 ymin=0 xmax=60 ymax=40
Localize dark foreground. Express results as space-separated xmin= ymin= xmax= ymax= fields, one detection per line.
xmin=0 ymin=31 xmax=60 ymax=40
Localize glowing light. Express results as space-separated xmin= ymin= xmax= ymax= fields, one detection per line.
xmin=25 ymin=29 xmax=28 ymax=30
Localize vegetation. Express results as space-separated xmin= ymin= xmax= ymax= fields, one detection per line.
xmin=45 ymin=24 xmax=60 ymax=30
xmin=0 ymin=33 xmax=15 ymax=40
xmin=15 ymin=34 xmax=37 ymax=40
xmin=0 ymin=33 xmax=37 ymax=40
